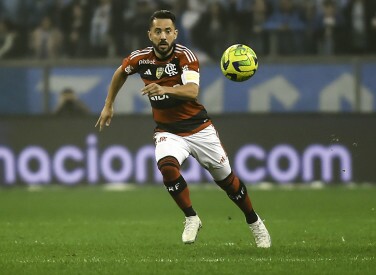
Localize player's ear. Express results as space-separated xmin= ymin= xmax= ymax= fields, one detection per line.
xmin=148 ymin=30 xmax=152 ymax=41
xmin=174 ymin=29 xmax=178 ymax=40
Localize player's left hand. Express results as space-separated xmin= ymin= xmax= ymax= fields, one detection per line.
xmin=141 ymin=83 xmax=166 ymax=97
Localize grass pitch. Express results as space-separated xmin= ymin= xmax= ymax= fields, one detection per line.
xmin=0 ymin=184 xmax=375 ymax=274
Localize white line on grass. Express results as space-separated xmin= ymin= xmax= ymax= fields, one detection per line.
xmin=11 ymin=256 xmax=375 ymax=264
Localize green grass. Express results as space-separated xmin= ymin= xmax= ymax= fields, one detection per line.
xmin=0 ymin=185 xmax=375 ymax=274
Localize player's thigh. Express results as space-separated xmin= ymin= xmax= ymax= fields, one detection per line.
xmin=208 ymin=162 xmax=232 ymax=181
xmin=188 ymin=125 xmax=232 ymax=180
xmin=154 ymin=132 xmax=190 ymax=165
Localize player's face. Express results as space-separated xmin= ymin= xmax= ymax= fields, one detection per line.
xmin=148 ymin=18 xmax=177 ymax=58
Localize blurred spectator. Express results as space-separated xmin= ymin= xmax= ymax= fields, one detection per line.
xmin=225 ymin=0 xmax=240 ymax=46
xmin=0 ymin=0 xmax=20 ymax=23
xmin=22 ymin=0 xmax=57 ymax=29
xmin=314 ymin=0 xmax=345 ymax=55
xmin=89 ymin=0 xmax=113 ymax=57
xmin=60 ymin=0 xmax=92 ymax=58
xmin=54 ymin=88 xmax=90 ymax=116
xmin=30 ymin=16 xmax=63 ymax=59
xmin=180 ymin=0 xmax=202 ymax=48
xmin=156 ymin=0 xmax=175 ymax=11
xmin=1 ymin=0 xmax=376 ymax=58
xmin=121 ymin=1 xmax=137 ymax=55
xmin=313 ymin=0 xmax=349 ymax=13
xmin=371 ymin=7 xmax=376 ymax=53
xmin=264 ymin=0 xmax=306 ymax=55
xmin=343 ymin=0 xmax=376 ymax=54
xmin=191 ymin=1 xmax=228 ymax=60
xmin=231 ymin=0 xmax=254 ymax=47
xmin=217 ymin=0 xmax=271 ymax=55
xmin=0 ymin=0 xmax=52 ymax=58
xmin=130 ymin=0 xmax=156 ymax=50
xmin=165 ymin=0 xmax=190 ymax=46
xmin=108 ymin=0 xmax=127 ymax=57
xmin=300 ymin=1 xmax=317 ymax=55
xmin=249 ymin=0 xmax=272 ymax=55
xmin=0 ymin=19 xmax=20 ymax=59
xmin=185 ymin=0 xmax=208 ymax=13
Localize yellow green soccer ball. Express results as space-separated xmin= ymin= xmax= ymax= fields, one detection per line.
xmin=220 ymin=44 xmax=258 ymax=82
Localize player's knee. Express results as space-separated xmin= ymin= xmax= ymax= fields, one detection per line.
xmin=215 ymin=172 xmax=248 ymax=202
xmin=158 ymin=156 xmax=188 ymax=195
xmin=157 ymin=156 xmax=181 ymax=182
xmin=160 ymin=165 xmax=180 ymax=182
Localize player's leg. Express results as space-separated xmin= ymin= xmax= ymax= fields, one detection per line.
xmin=154 ymin=132 xmax=202 ymax=244
xmin=186 ymin=125 xmax=271 ymax=247
xmin=157 ymin=155 xmax=195 ymax=217
xmin=214 ymin=170 xmax=271 ymax=248
xmin=214 ymin=171 xmax=257 ymax=224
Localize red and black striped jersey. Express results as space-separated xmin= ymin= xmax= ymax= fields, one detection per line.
xmin=121 ymin=44 xmax=211 ymax=136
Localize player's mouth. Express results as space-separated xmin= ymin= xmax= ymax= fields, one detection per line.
xmin=159 ymin=42 xmax=169 ymax=50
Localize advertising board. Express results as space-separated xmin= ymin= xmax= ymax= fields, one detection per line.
xmin=0 ymin=115 xmax=374 ymax=185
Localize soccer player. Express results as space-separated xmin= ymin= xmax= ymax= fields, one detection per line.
xmin=95 ymin=10 xmax=271 ymax=248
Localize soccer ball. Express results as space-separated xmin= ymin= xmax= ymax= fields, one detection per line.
xmin=220 ymin=44 xmax=258 ymax=82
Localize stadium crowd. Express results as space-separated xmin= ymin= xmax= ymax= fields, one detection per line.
xmin=0 ymin=0 xmax=376 ymax=61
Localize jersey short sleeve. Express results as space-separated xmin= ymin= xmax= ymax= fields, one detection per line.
xmin=121 ymin=55 xmax=138 ymax=76
xmin=175 ymin=44 xmax=200 ymax=86
xmin=121 ymin=47 xmax=155 ymax=76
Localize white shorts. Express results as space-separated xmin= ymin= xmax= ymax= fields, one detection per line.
xmin=154 ymin=125 xmax=231 ymax=181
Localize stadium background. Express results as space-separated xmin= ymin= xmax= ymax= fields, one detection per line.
xmin=1 ymin=0 xmax=376 ymax=186
xmin=0 ymin=1 xmax=375 ymax=274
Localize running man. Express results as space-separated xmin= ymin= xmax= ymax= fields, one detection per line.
xmin=96 ymin=10 xmax=271 ymax=248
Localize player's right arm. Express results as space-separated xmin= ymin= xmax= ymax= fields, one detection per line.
xmin=95 ymin=65 xmax=128 ymax=131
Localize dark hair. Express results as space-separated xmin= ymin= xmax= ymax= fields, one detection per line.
xmin=149 ymin=10 xmax=176 ymax=28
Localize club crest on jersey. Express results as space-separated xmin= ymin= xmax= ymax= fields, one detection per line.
xmin=165 ymin=63 xmax=178 ymax=76
xmin=156 ymin=67 xmax=164 ymax=79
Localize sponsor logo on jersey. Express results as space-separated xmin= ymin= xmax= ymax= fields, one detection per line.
xmin=138 ymin=59 xmax=156 ymax=65
xmin=144 ymin=69 xmax=152 ymax=75
xmin=165 ymin=63 xmax=178 ymax=76
xmin=182 ymin=65 xmax=189 ymax=71
xmin=156 ymin=67 xmax=164 ymax=79
xmin=150 ymin=95 xmax=169 ymax=101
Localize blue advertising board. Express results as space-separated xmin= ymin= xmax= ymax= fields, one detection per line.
xmin=1 ymin=62 xmax=375 ymax=114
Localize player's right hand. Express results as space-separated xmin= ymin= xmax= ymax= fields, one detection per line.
xmin=95 ymin=105 xmax=113 ymax=131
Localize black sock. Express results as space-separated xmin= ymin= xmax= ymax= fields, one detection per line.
xmin=245 ymin=209 xmax=258 ymax=224
xmin=183 ymin=206 xmax=197 ymax=217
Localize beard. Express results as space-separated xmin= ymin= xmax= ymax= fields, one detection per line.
xmin=152 ymin=41 xmax=174 ymax=57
